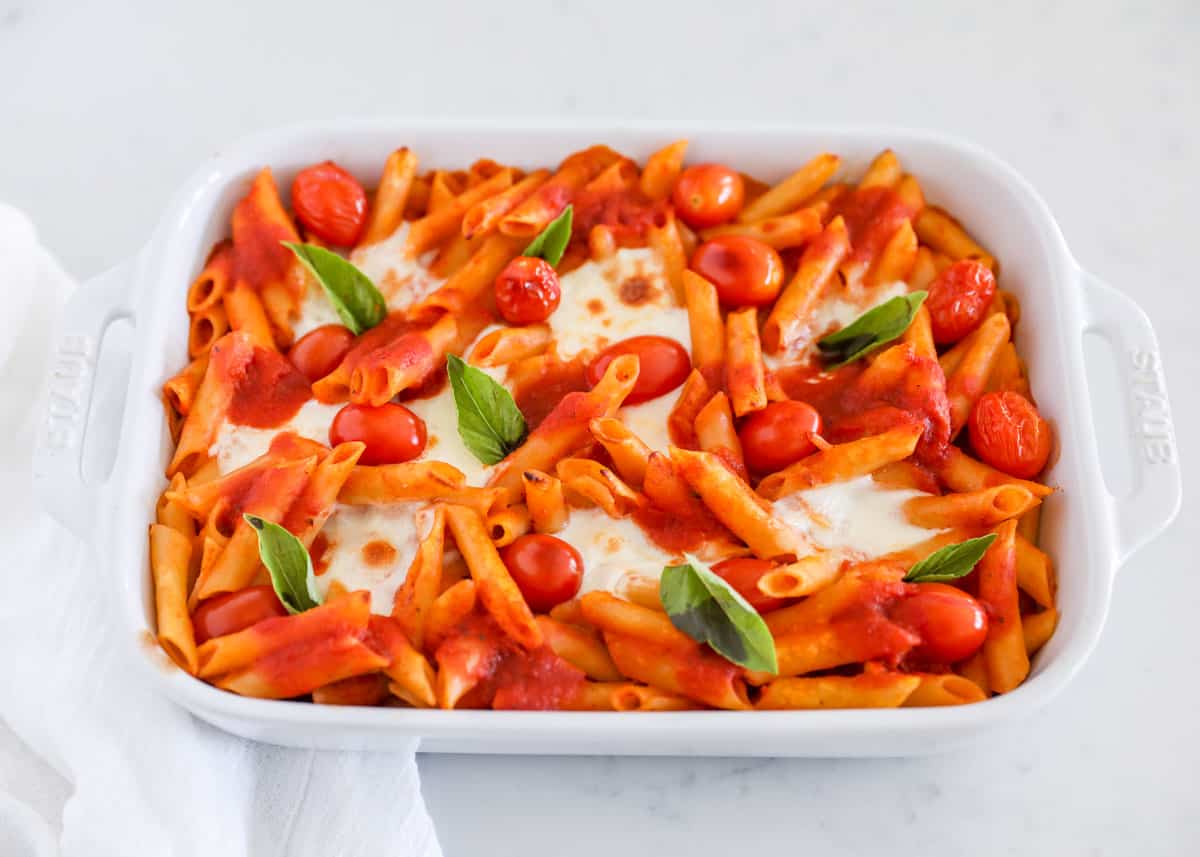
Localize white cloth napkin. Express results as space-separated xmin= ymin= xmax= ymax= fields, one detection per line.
xmin=0 ymin=203 xmax=442 ymax=857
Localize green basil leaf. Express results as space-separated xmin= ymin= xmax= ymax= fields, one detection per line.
xmin=817 ymin=290 xmax=927 ymax=368
xmin=522 ymin=205 xmax=573 ymax=267
xmin=903 ymin=533 xmax=998 ymax=583
xmin=446 ymin=353 xmax=528 ymax=465
xmin=244 ymin=514 xmax=322 ymax=614
xmin=283 ymin=242 xmax=386 ymax=336
xmin=659 ymin=553 xmax=778 ymax=673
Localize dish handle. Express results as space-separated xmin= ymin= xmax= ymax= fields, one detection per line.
xmin=31 ymin=254 xmax=140 ymax=542
xmin=1078 ymin=269 xmax=1181 ymax=567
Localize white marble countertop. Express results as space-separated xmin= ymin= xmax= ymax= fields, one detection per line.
xmin=2 ymin=0 xmax=1196 ymax=853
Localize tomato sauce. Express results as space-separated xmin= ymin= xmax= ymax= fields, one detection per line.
xmin=777 ymin=346 xmax=952 ymax=464
xmin=515 ymin=362 xmax=591 ymax=431
xmin=572 ymin=185 xmax=666 ymax=245
xmin=435 ymin=613 xmax=586 ymax=710
xmin=226 ymin=345 xmax=312 ymax=428
xmin=830 ymin=187 xmax=914 ymax=272
xmin=632 ymin=505 xmax=713 ymax=554
xmin=231 ymin=191 xmax=298 ymax=294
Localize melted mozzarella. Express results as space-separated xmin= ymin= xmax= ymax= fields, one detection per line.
xmin=208 ymin=399 xmax=343 ymax=474
xmin=291 ymin=285 xmax=343 ymax=340
xmin=771 ymin=475 xmax=945 ymax=559
xmin=618 ymin=388 xmax=680 ymax=452
xmin=314 ymin=502 xmax=433 ymax=614
xmin=549 ymin=248 xmax=691 ymax=360
xmin=764 ymin=280 xmax=911 ymax=370
xmin=556 ymin=508 xmax=680 ymax=594
xmin=405 ymin=385 xmax=493 ymax=486
xmin=350 ymin=223 xmax=444 ymax=312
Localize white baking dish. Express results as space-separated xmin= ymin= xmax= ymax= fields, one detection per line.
xmin=31 ymin=120 xmax=1181 ymax=756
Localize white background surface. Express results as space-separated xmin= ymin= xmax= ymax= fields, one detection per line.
xmin=2 ymin=1 xmax=1197 ymax=854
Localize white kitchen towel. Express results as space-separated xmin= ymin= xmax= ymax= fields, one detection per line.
xmin=0 ymin=203 xmax=442 ymax=857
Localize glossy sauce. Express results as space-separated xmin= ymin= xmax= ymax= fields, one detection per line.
xmin=226 ymin=347 xmax=312 ymax=428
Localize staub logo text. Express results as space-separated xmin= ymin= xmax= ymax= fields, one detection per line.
xmin=1130 ymin=349 xmax=1174 ymax=464
xmin=45 ymin=334 xmax=95 ymax=450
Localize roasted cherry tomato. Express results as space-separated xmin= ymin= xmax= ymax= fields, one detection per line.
xmin=690 ymin=235 xmax=784 ymax=307
xmin=712 ymin=557 xmax=785 ymax=613
xmin=330 ymin=402 xmax=427 ymax=465
xmin=672 ymin=163 xmax=745 ymax=229
xmin=585 ymin=335 xmax=691 ymax=405
xmin=968 ymin=390 xmax=1052 ymax=479
xmin=925 ymin=259 xmax=997 ymax=345
xmin=500 ymin=534 xmax=584 ymax=612
xmin=737 ymin=400 xmax=823 ymax=474
xmin=494 ymin=256 xmax=563 ymax=325
xmin=888 ymin=583 xmax=989 ymax=663
xmin=192 ymin=585 xmax=288 ymax=645
xmin=287 ymin=324 xmax=355 ymax=383
xmin=291 ymin=161 xmax=368 ymax=247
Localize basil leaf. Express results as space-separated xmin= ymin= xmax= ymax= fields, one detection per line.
xmin=817 ymin=291 xmax=927 ymax=368
xmin=283 ymin=242 xmax=386 ymax=336
xmin=446 ymin=353 xmax=528 ymax=465
xmin=522 ymin=205 xmax=573 ymax=267
xmin=659 ymin=553 xmax=778 ymax=673
xmin=244 ymin=514 xmax=322 ymax=614
xmin=903 ymin=533 xmax=998 ymax=583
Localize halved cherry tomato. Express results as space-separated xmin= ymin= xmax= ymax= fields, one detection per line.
xmin=287 ymin=324 xmax=355 ymax=383
xmin=888 ymin=583 xmax=988 ymax=663
xmin=192 ymin=585 xmax=288 ymax=645
xmin=494 ymin=256 xmax=562 ymax=324
xmin=585 ymin=335 xmax=691 ymax=405
xmin=672 ymin=163 xmax=745 ymax=229
xmin=925 ymin=259 xmax=996 ymax=345
xmin=690 ymin=235 xmax=784 ymax=307
xmin=968 ymin=390 xmax=1052 ymax=479
xmin=500 ymin=534 xmax=584 ymax=612
xmin=330 ymin=402 xmax=427 ymax=465
xmin=738 ymin=400 xmax=823 ymax=474
xmin=712 ymin=557 xmax=785 ymax=613
xmin=291 ymin=161 xmax=368 ymax=247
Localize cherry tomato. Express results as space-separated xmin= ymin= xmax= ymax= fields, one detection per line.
xmin=672 ymin=163 xmax=745 ymax=229
xmin=494 ymin=256 xmax=563 ymax=324
xmin=888 ymin=583 xmax=989 ymax=663
xmin=192 ymin=585 xmax=288 ymax=645
xmin=287 ymin=324 xmax=355 ymax=383
xmin=968 ymin=391 xmax=1053 ymax=479
xmin=690 ymin=235 xmax=784 ymax=307
xmin=737 ymin=400 xmax=823 ymax=474
xmin=330 ymin=402 xmax=427 ymax=465
xmin=712 ymin=557 xmax=785 ymax=613
xmin=291 ymin=161 xmax=368 ymax=247
xmin=585 ymin=335 xmax=691 ymax=405
xmin=925 ymin=259 xmax=997 ymax=345
xmin=500 ymin=534 xmax=584 ymax=612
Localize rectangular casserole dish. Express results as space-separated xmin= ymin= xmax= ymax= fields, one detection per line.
xmin=31 ymin=120 xmax=1181 ymax=756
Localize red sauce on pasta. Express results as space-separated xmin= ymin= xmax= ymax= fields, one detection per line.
xmin=227 ymin=346 xmax=312 ymax=428
xmin=573 ymin=186 xmax=666 ymax=245
xmin=830 ymin=187 xmax=914 ymax=272
xmin=514 ymin=361 xmax=590 ymax=429
xmin=231 ymin=193 xmax=297 ymax=294
xmin=777 ymin=346 xmax=951 ymax=463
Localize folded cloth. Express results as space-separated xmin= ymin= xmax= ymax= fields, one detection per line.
xmin=0 ymin=203 xmax=442 ymax=857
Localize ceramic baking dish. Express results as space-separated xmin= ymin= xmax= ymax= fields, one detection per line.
xmin=31 ymin=120 xmax=1180 ymax=756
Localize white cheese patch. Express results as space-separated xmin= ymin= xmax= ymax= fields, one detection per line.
xmin=549 ymin=248 xmax=691 ymax=361
xmin=314 ymin=501 xmax=433 ymax=614
xmin=350 ymin=223 xmax=444 ymax=313
xmin=771 ymin=475 xmax=945 ymax=560
xmin=556 ymin=507 xmax=681 ymax=595
xmin=618 ymin=388 xmax=681 ymax=452
xmin=405 ymin=384 xmax=493 ymax=487
xmin=208 ymin=399 xmax=343 ymax=474
xmin=764 ymin=280 xmax=911 ymax=370
xmin=291 ymin=285 xmax=344 ymax=340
